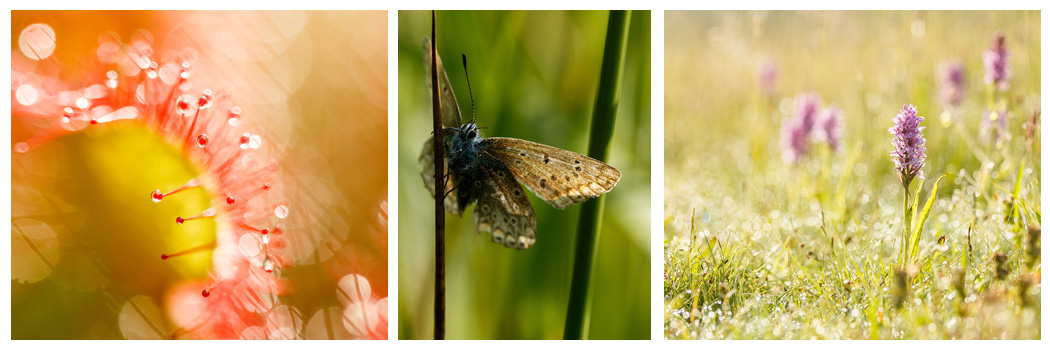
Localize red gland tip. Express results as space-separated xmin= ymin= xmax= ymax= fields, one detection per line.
xmin=161 ymin=254 xmax=169 ymax=260
xmin=89 ymin=119 xmax=98 ymax=125
xmin=202 ymin=289 xmax=210 ymax=297
xmin=151 ymin=189 xmax=164 ymax=203
xmin=175 ymin=216 xmax=185 ymax=225
xmin=226 ymin=196 xmax=235 ymax=204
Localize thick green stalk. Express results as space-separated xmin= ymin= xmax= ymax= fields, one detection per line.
xmin=900 ymin=185 xmax=911 ymax=267
xmin=563 ymin=10 xmax=630 ymax=340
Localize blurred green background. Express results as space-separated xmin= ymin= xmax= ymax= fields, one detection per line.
xmin=397 ymin=10 xmax=651 ymax=339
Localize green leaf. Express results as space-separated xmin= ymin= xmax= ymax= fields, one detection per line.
xmin=909 ymin=177 xmax=925 ymax=229
xmin=910 ymin=175 xmax=946 ymax=260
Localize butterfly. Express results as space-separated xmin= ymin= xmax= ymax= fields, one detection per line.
xmin=418 ymin=37 xmax=621 ymax=250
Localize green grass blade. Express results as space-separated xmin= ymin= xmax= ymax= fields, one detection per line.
xmin=563 ymin=10 xmax=630 ymax=340
xmin=910 ymin=175 xmax=947 ymax=260
xmin=1012 ymin=159 xmax=1025 ymax=200
xmin=1011 ymin=159 xmax=1025 ymax=228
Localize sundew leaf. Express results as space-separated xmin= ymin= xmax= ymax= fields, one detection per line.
xmin=910 ymin=175 xmax=947 ymax=260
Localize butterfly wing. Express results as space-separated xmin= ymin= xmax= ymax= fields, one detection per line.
xmin=422 ymin=37 xmax=463 ymax=128
xmin=481 ymin=137 xmax=621 ymax=209
xmin=473 ymin=162 xmax=538 ymax=250
xmin=419 ymin=136 xmax=464 ymax=216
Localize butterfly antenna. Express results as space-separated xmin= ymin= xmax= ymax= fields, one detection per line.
xmin=462 ymin=54 xmax=476 ymax=124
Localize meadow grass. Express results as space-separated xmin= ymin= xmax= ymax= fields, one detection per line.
xmin=664 ymin=11 xmax=1040 ymax=339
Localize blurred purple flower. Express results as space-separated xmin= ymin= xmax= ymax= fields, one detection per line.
xmin=816 ymin=106 xmax=844 ymax=152
xmin=795 ymin=93 xmax=823 ymax=135
xmin=983 ymin=32 xmax=1011 ymax=91
xmin=980 ymin=108 xmax=1009 ymax=145
xmin=757 ymin=59 xmax=778 ymax=96
xmin=781 ymin=93 xmax=839 ymax=164
xmin=889 ymin=104 xmax=926 ymax=187
xmin=938 ymin=60 xmax=966 ymax=108
xmin=781 ymin=119 xmax=808 ymax=164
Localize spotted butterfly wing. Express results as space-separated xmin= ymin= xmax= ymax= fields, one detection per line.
xmin=471 ymin=162 xmax=538 ymax=250
xmin=481 ymin=137 xmax=621 ymax=209
xmin=419 ymin=136 xmax=465 ymax=215
xmin=419 ymin=37 xmax=465 ymax=215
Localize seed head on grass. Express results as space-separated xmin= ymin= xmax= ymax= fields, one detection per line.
xmin=1018 ymin=274 xmax=1034 ymax=308
xmin=1026 ymin=225 xmax=1040 ymax=267
xmin=983 ymin=31 xmax=1011 ymax=91
xmin=889 ymin=104 xmax=926 ymax=188
xmin=993 ymin=251 xmax=1010 ymax=280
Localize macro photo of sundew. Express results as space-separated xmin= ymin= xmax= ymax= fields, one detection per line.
xmin=664 ymin=11 xmax=1040 ymax=339
xmin=397 ymin=10 xmax=651 ymax=339
xmin=11 ymin=11 xmax=388 ymax=339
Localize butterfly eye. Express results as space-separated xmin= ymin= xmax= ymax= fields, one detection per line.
xmin=467 ymin=129 xmax=477 ymax=139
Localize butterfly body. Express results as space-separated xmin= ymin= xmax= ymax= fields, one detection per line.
xmin=445 ymin=122 xmax=486 ymax=175
xmin=420 ymin=37 xmax=621 ymax=250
